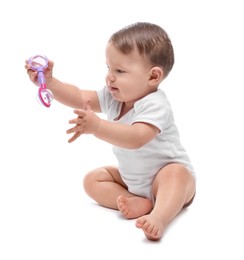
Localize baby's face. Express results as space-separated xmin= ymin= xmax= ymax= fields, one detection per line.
xmin=105 ymin=42 xmax=153 ymax=106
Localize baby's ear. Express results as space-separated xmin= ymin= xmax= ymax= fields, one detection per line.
xmin=149 ymin=67 xmax=164 ymax=86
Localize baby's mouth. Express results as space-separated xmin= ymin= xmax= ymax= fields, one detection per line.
xmin=110 ymin=86 xmax=119 ymax=92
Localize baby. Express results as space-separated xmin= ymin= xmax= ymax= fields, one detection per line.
xmin=26 ymin=22 xmax=196 ymax=241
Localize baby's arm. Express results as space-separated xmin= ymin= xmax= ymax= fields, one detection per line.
xmin=95 ymin=120 xmax=159 ymax=149
xmin=67 ymin=107 xmax=159 ymax=148
xmin=45 ymin=77 xmax=100 ymax=111
xmin=25 ymin=59 xmax=101 ymax=111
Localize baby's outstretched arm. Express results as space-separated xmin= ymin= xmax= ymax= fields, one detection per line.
xmin=25 ymin=59 xmax=100 ymax=111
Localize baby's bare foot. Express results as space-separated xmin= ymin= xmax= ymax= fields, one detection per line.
xmin=136 ymin=214 xmax=165 ymax=241
xmin=116 ymin=195 xmax=153 ymax=219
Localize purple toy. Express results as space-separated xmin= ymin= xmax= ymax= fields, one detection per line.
xmin=28 ymin=55 xmax=53 ymax=107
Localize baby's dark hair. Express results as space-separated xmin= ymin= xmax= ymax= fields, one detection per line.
xmin=109 ymin=22 xmax=174 ymax=79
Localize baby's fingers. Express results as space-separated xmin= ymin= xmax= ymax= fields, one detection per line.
xmin=69 ymin=113 xmax=86 ymax=126
xmin=73 ymin=109 xmax=86 ymax=117
xmin=25 ymin=65 xmax=37 ymax=81
xmin=66 ymin=125 xmax=84 ymax=134
xmin=69 ymin=118 xmax=80 ymax=125
xmin=68 ymin=131 xmax=82 ymax=143
xmin=29 ymin=71 xmax=38 ymax=82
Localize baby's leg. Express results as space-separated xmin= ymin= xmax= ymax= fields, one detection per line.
xmin=83 ymin=166 xmax=132 ymax=209
xmin=136 ymin=163 xmax=196 ymax=241
xmin=83 ymin=166 xmax=153 ymax=217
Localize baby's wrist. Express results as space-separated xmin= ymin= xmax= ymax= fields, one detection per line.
xmin=45 ymin=76 xmax=54 ymax=88
xmin=93 ymin=118 xmax=103 ymax=137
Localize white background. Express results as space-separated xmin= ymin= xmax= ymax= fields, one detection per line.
xmin=0 ymin=0 xmax=243 ymax=259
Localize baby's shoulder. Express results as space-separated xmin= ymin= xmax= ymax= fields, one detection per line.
xmin=136 ymin=89 xmax=171 ymax=110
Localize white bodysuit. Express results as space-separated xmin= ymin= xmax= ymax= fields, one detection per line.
xmin=97 ymin=87 xmax=195 ymax=201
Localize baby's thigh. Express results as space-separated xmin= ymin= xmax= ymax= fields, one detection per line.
xmin=152 ymin=163 xmax=196 ymax=201
xmin=83 ymin=165 xmax=127 ymax=188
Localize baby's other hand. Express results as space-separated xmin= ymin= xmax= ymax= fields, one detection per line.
xmin=66 ymin=103 xmax=101 ymax=143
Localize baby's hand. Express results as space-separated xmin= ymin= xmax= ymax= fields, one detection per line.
xmin=66 ymin=103 xmax=101 ymax=143
xmin=25 ymin=59 xmax=54 ymax=86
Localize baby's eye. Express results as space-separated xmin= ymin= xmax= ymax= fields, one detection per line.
xmin=116 ymin=69 xmax=125 ymax=73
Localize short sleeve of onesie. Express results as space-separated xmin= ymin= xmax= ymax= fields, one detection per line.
xmin=97 ymin=86 xmax=173 ymax=132
xmin=96 ymin=87 xmax=122 ymax=121
xmin=97 ymin=87 xmax=115 ymax=114
xmin=133 ymin=90 xmax=173 ymax=133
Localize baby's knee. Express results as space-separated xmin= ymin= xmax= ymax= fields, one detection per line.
xmin=83 ymin=168 xmax=100 ymax=191
xmin=83 ymin=167 xmax=110 ymax=191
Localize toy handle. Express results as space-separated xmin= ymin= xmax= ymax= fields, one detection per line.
xmin=37 ymin=67 xmax=46 ymax=87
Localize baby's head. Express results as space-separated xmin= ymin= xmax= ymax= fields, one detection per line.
xmin=109 ymin=22 xmax=174 ymax=79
